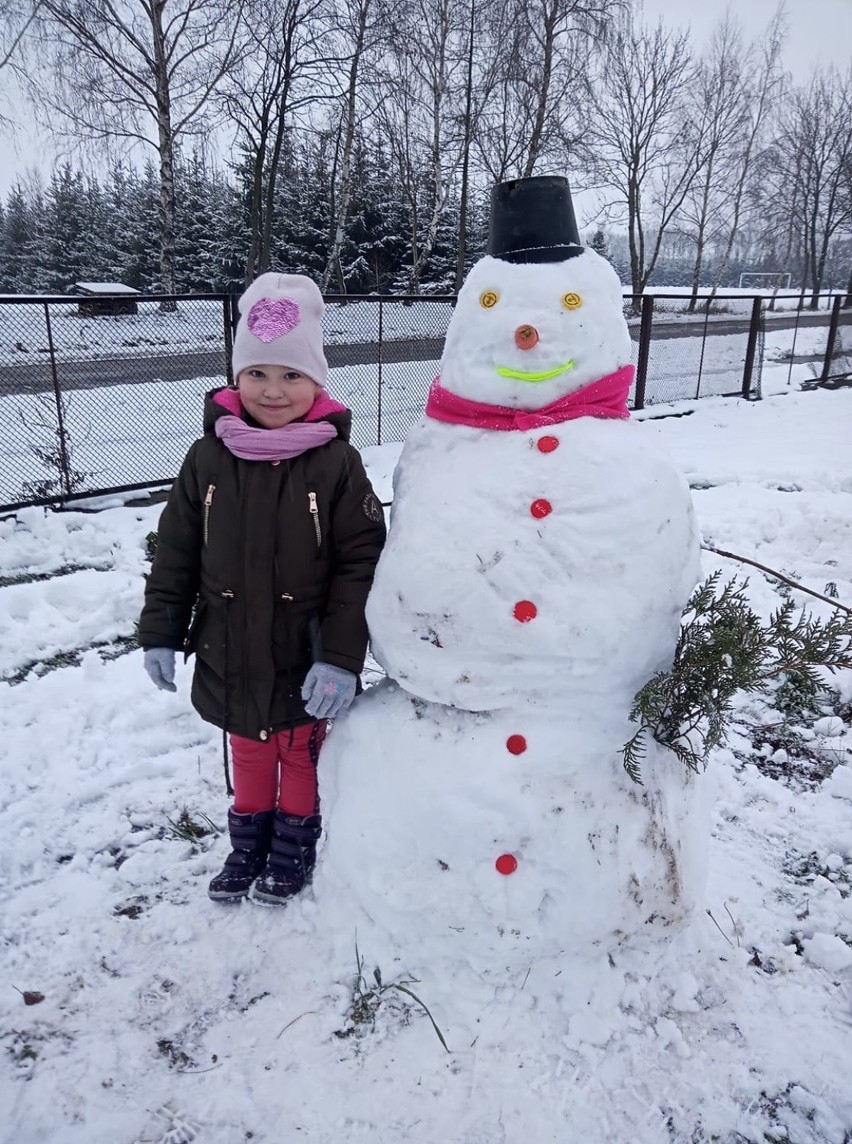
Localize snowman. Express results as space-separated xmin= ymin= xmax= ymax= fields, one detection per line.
xmin=317 ymin=177 xmax=708 ymax=965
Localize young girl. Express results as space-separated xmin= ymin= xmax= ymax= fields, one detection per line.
xmin=138 ymin=272 xmax=386 ymax=904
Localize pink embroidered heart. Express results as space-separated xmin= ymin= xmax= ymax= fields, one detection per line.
xmin=246 ymin=296 xmax=301 ymax=342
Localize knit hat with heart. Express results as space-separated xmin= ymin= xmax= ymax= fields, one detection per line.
xmin=231 ymin=272 xmax=328 ymax=386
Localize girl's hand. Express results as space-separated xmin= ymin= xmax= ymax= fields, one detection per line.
xmin=301 ymin=662 xmax=356 ymax=719
xmin=144 ymin=648 xmax=177 ymax=693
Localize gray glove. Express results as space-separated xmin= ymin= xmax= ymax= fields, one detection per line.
xmin=301 ymin=662 xmax=357 ymax=719
xmin=144 ymin=647 xmax=177 ymax=693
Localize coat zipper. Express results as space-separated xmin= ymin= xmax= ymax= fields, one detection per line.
xmin=203 ymin=483 xmax=216 ymax=545
xmin=308 ymin=490 xmax=321 ymax=548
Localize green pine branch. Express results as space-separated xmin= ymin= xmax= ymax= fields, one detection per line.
xmin=623 ymin=573 xmax=852 ymax=782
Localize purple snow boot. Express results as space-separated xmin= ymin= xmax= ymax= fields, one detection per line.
xmin=208 ymin=809 xmax=274 ymax=902
xmin=251 ymin=812 xmax=322 ymax=905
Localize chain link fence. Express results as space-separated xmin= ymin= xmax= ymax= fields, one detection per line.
xmin=1 ymin=290 xmax=849 ymax=512
xmin=625 ymin=294 xmax=765 ymax=407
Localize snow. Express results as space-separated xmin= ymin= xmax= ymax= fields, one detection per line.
xmin=2 ymin=389 xmax=852 ymax=1143
xmin=803 ymin=933 xmax=852 ymax=973
xmin=366 ymin=416 xmax=697 ymax=710
xmin=74 ymin=283 xmax=141 ymax=296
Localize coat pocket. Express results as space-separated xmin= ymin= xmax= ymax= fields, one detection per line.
xmin=190 ymin=594 xmax=232 ymax=678
xmin=272 ymin=573 xmax=329 ymax=671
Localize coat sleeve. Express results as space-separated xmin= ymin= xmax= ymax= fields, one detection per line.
xmin=320 ymin=447 xmax=387 ymax=675
xmin=138 ymin=444 xmax=204 ymax=651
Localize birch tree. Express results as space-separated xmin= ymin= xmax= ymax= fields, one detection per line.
xmin=474 ymin=0 xmax=618 ymax=182
xmin=320 ymin=0 xmax=376 ymax=292
xmin=32 ymin=0 xmax=244 ymax=295
xmin=707 ymin=7 xmax=785 ymax=298
xmin=678 ymin=15 xmax=751 ymax=310
xmin=224 ymin=0 xmax=335 ymax=285
xmin=765 ymin=66 xmax=852 ymax=304
xmin=585 ymin=12 xmax=699 ymax=297
xmin=375 ymin=0 xmax=469 ymax=293
xmin=1 ymin=1 xmax=43 ymax=71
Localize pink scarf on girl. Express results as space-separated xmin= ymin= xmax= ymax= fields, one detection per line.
xmin=425 ymin=364 xmax=634 ymax=431
xmin=212 ymin=387 xmax=348 ymax=461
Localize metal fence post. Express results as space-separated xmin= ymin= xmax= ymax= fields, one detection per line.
xmin=741 ymin=297 xmax=763 ymax=399
xmin=693 ymin=296 xmax=711 ymax=400
xmin=820 ymin=294 xmax=843 ymax=384
xmin=42 ymin=301 xmax=73 ymax=498
xmin=377 ymin=297 xmax=384 ymax=445
xmin=224 ymin=294 xmax=236 ymax=382
xmin=633 ymin=294 xmax=654 ymax=410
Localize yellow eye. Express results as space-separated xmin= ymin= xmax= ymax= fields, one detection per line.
xmin=479 ymin=290 xmax=499 ymax=309
xmin=562 ymin=292 xmax=582 ymax=310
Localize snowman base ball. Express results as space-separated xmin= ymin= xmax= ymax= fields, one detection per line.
xmin=316 ymin=680 xmax=711 ymax=966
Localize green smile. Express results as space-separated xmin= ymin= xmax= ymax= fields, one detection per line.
xmin=496 ymin=360 xmax=575 ymax=382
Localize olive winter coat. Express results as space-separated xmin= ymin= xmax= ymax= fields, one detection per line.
xmin=138 ymin=390 xmax=387 ymax=740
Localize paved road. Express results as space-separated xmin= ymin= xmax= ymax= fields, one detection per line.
xmin=0 ymin=337 xmax=448 ymax=397
xmin=0 ymin=310 xmax=848 ymax=397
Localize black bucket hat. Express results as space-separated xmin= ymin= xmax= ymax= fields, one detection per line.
xmin=487 ymin=175 xmax=583 ymax=263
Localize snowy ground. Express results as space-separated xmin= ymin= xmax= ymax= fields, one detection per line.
xmin=1 ymin=383 xmax=851 ymax=1144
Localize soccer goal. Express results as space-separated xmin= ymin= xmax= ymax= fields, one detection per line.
xmin=738 ymin=271 xmax=792 ymax=291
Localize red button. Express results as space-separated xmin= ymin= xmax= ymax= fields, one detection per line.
xmin=530 ymin=498 xmax=552 ymax=519
xmin=513 ymin=600 xmax=537 ymax=623
xmin=537 ymin=436 xmax=559 ymax=453
xmin=496 ymin=853 xmax=518 ymax=875
xmin=506 ymin=734 xmax=527 ymax=755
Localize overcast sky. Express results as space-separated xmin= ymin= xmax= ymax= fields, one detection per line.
xmin=642 ymin=0 xmax=852 ymax=80
xmin=0 ymin=0 xmax=850 ymax=200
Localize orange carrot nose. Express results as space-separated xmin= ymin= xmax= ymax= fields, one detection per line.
xmin=514 ymin=324 xmax=539 ymax=350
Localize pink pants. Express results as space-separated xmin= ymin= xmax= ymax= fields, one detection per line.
xmin=229 ymin=721 xmax=327 ymax=816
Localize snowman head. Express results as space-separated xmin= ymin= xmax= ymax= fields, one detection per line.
xmin=440 ymin=176 xmax=633 ymax=410
xmin=440 ymin=252 xmax=633 ymax=410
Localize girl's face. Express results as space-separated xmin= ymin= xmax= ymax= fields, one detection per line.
xmin=237 ymin=365 xmax=320 ymax=428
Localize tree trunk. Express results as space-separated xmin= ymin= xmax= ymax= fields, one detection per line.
xmin=244 ymin=130 xmax=269 ymax=285
xmin=259 ymin=78 xmax=293 ymax=276
xmin=688 ymin=162 xmax=713 ymax=314
xmin=151 ymin=0 xmax=177 ymax=308
xmin=455 ymin=0 xmax=475 ymax=292
xmin=521 ymin=0 xmax=556 ymax=178
xmin=321 ymin=0 xmax=371 ymax=294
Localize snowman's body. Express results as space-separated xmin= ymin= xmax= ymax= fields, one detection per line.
xmin=368 ymin=413 xmax=698 ymax=715
xmin=317 ymin=250 xmax=707 ymax=962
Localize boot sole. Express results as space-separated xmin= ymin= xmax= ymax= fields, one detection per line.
xmin=208 ymin=887 xmax=251 ymax=902
xmin=249 ymin=887 xmax=298 ymax=906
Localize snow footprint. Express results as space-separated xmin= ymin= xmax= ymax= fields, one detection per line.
xmin=140 ymin=1105 xmax=201 ymax=1144
xmin=137 ymin=978 xmax=177 ymax=1016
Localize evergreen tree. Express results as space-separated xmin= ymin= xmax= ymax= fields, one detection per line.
xmin=346 ymin=139 xmax=409 ymax=293
xmin=273 ymin=134 xmax=332 ymax=282
xmin=589 ymin=227 xmax=610 ymax=260
xmin=100 ymin=162 xmax=142 ymax=285
xmin=123 ymin=162 xmax=162 ymax=292
xmin=423 ymin=184 xmax=462 ymax=293
xmin=219 ymin=155 xmax=253 ymax=291
xmin=81 ymin=174 xmax=115 ymax=281
xmin=208 ymin=166 xmax=249 ymax=292
xmin=174 ymin=149 xmax=218 ymax=292
xmin=42 ymin=164 xmax=95 ymax=291
xmin=0 ymin=184 xmax=37 ymax=292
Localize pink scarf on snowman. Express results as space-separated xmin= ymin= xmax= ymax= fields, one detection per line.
xmin=424 ymin=364 xmax=634 ymax=431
